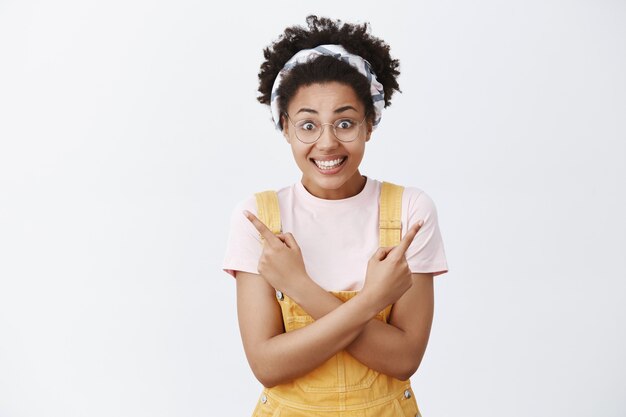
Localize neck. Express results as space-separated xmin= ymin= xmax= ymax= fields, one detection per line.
xmin=301 ymin=172 xmax=367 ymax=200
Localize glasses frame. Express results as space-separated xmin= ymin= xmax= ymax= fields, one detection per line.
xmin=283 ymin=112 xmax=369 ymax=144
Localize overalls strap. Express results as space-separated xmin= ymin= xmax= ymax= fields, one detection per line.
xmin=254 ymin=190 xmax=282 ymax=244
xmin=379 ymin=181 xmax=404 ymax=247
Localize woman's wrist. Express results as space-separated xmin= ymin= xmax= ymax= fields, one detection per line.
xmin=357 ymin=287 xmax=388 ymax=317
xmin=351 ymin=290 xmax=387 ymax=324
xmin=286 ymin=272 xmax=318 ymax=306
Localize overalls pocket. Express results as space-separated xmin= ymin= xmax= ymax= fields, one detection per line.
xmin=278 ymin=291 xmax=391 ymax=394
xmin=283 ymin=314 xmax=314 ymax=332
xmin=283 ymin=313 xmax=381 ymax=393
xmin=293 ymin=349 xmax=381 ymax=393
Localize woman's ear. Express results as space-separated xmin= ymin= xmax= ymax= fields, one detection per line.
xmin=365 ymin=118 xmax=373 ymax=142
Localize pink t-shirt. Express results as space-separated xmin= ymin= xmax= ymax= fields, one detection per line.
xmin=221 ymin=175 xmax=448 ymax=292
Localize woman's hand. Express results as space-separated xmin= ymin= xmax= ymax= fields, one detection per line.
xmin=361 ymin=220 xmax=424 ymax=312
xmin=243 ymin=210 xmax=310 ymax=295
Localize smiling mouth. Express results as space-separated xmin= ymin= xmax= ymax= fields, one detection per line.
xmin=310 ymin=156 xmax=347 ymax=170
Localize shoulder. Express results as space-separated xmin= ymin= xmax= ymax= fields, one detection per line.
xmin=372 ymin=178 xmax=438 ymax=211
xmin=228 ymin=194 xmax=257 ymax=219
xmin=397 ymin=184 xmax=440 ymax=219
xmin=403 ymin=185 xmax=435 ymax=206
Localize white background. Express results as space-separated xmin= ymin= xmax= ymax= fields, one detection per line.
xmin=1 ymin=1 xmax=625 ymax=416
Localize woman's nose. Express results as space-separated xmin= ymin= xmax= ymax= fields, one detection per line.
xmin=315 ymin=124 xmax=339 ymax=150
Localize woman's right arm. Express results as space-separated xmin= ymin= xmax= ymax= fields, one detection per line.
xmin=235 ymin=269 xmax=381 ymax=388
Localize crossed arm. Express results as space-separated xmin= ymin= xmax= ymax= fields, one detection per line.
xmin=235 ymin=269 xmax=434 ymax=388
xmin=288 ymin=272 xmax=434 ymax=380
xmin=236 ymin=210 xmax=435 ymax=388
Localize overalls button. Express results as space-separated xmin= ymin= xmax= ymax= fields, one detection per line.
xmin=276 ymin=290 xmax=284 ymax=301
xmin=404 ymin=389 xmax=412 ymax=399
xmin=261 ymin=394 xmax=267 ymax=404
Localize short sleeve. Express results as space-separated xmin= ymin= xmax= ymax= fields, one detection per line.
xmin=221 ymin=196 xmax=263 ymax=278
xmin=403 ymin=188 xmax=449 ymax=276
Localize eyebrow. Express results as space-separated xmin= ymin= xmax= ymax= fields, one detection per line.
xmin=295 ymin=105 xmax=358 ymax=115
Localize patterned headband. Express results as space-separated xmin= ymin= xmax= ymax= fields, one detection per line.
xmin=270 ymin=44 xmax=385 ymax=131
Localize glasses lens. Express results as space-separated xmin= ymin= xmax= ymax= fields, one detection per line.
xmin=334 ymin=118 xmax=361 ymax=142
xmin=294 ymin=120 xmax=320 ymax=143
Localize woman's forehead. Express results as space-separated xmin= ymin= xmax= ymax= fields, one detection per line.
xmin=287 ymin=82 xmax=364 ymax=114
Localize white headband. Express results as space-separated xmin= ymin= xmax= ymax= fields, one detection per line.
xmin=269 ymin=44 xmax=385 ymax=131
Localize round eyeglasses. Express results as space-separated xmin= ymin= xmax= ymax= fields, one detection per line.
xmin=283 ymin=112 xmax=369 ymax=144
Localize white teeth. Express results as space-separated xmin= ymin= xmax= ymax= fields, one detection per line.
xmin=313 ymin=157 xmax=346 ymax=169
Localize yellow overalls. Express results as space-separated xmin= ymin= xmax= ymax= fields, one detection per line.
xmin=251 ymin=181 xmax=422 ymax=417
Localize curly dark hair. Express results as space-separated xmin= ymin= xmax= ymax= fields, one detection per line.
xmin=257 ymin=15 xmax=401 ymax=130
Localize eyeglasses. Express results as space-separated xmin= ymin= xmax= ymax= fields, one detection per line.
xmin=283 ymin=112 xmax=368 ymax=144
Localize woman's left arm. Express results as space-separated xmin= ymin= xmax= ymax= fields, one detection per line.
xmin=288 ymin=272 xmax=434 ymax=381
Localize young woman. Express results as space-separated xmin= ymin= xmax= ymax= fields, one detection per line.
xmin=222 ymin=15 xmax=448 ymax=417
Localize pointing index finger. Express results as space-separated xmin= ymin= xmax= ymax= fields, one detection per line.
xmin=243 ymin=210 xmax=280 ymax=244
xmin=392 ymin=219 xmax=424 ymax=256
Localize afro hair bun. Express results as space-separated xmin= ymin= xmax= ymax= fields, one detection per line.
xmin=257 ymin=15 xmax=401 ymax=113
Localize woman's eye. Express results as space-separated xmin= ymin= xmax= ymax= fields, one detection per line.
xmin=299 ymin=122 xmax=316 ymax=131
xmin=337 ymin=120 xmax=354 ymax=129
